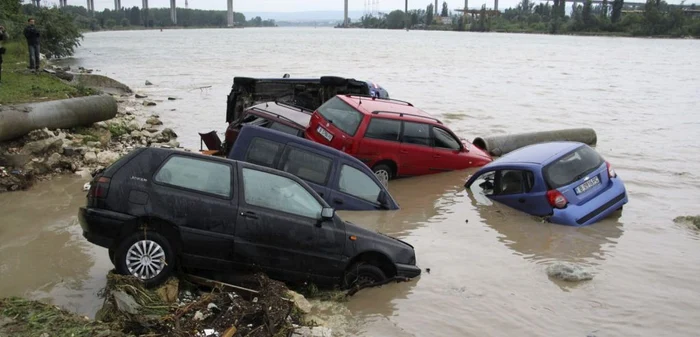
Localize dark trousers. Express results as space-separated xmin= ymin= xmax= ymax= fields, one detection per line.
xmin=28 ymin=44 xmax=40 ymax=70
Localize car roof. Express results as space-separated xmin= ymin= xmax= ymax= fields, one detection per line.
xmin=491 ymin=141 xmax=585 ymax=166
xmin=246 ymin=102 xmax=311 ymax=127
xmin=236 ymin=124 xmax=375 ymax=169
xmin=337 ymin=95 xmax=442 ymax=125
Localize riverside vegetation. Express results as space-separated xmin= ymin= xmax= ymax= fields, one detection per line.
xmin=348 ymin=0 xmax=700 ymax=37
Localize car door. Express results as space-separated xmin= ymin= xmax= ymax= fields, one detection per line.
xmin=233 ymin=166 xmax=344 ymax=279
xmin=431 ymin=126 xmax=467 ymax=171
xmin=151 ymin=155 xmax=238 ymax=264
xmin=355 ymin=117 xmax=402 ymax=168
xmin=399 ymin=121 xmax=434 ymax=177
xmin=327 ymin=162 xmax=385 ymax=210
xmin=276 ymin=144 xmax=333 ymax=203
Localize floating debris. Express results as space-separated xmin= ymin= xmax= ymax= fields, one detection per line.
xmin=674 ymin=215 xmax=700 ymax=230
xmin=546 ymin=262 xmax=594 ymax=282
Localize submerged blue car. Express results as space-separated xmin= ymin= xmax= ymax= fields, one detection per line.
xmin=464 ymin=142 xmax=628 ymax=226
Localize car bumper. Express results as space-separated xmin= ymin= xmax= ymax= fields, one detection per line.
xmin=550 ymin=177 xmax=628 ymax=227
xmin=78 ymin=207 xmax=135 ymax=249
xmin=396 ymin=263 xmax=422 ymax=279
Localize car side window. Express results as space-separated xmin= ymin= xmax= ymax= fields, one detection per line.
xmin=154 ymin=156 xmax=232 ymax=197
xmin=432 ymin=127 xmax=461 ymax=151
xmin=497 ymin=170 xmax=525 ymax=195
xmin=279 ymin=146 xmax=332 ymax=185
xmin=524 ymin=171 xmax=535 ymax=192
xmin=338 ymin=165 xmax=381 ymax=203
xmin=245 ymin=137 xmax=283 ymax=167
xmin=402 ymin=122 xmax=431 ymax=146
xmin=364 ymin=118 xmax=401 ymax=142
xmin=468 ymin=171 xmax=496 ymax=197
xmin=241 ymin=168 xmax=322 ymax=219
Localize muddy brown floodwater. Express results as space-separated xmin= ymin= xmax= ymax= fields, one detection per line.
xmin=2 ymin=28 xmax=700 ymax=337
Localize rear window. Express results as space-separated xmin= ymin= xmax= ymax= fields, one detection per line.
xmin=316 ymin=97 xmax=363 ymax=136
xmin=270 ymin=122 xmax=300 ymax=136
xmin=544 ymin=145 xmax=604 ymax=189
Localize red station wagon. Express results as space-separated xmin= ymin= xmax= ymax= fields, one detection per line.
xmin=304 ymin=95 xmax=493 ymax=184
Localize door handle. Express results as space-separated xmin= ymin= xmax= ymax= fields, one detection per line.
xmin=240 ymin=211 xmax=259 ymax=219
xmin=333 ymin=198 xmax=344 ymax=205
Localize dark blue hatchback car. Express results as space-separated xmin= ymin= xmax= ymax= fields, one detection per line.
xmin=228 ymin=125 xmax=400 ymax=211
xmin=465 ymin=142 xmax=628 ymax=226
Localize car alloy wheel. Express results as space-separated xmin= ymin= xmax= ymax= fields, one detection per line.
xmin=126 ymin=239 xmax=166 ymax=280
xmin=372 ymin=164 xmax=392 ymax=187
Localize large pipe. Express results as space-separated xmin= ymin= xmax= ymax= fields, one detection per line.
xmin=170 ymin=0 xmax=177 ymax=25
xmin=0 ymin=96 xmax=118 ymax=142
xmin=472 ymin=128 xmax=598 ymax=157
xmin=227 ymin=0 xmax=234 ymax=27
xmin=344 ymin=0 xmax=349 ymax=27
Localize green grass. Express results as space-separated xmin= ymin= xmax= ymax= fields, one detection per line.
xmin=0 ymin=42 xmax=87 ymax=104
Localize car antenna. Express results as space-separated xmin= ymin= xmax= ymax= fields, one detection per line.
xmin=358 ymin=95 xmax=362 ymax=105
xmin=266 ymin=102 xmax=268 ymax=108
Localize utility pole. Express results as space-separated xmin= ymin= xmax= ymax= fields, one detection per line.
xmin=405 ymin=0 xmax=409 ymax=30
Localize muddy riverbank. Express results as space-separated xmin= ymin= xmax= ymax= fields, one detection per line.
xmin=0 ymin=73 xmax=182 ymax=193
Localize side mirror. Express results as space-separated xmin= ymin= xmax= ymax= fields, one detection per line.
xmin=321 ymin=207 xmax=335 ymax=220
xmin=377 ymin=190 xmax=389 ymax=206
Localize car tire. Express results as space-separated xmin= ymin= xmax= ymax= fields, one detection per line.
xmin=372 ymin=164 xmax=393 ymax=187
xmin=114 ymin=231 xmax=175 ymax=288
xmin=343 ymin=262 xmax=387 ymax=289
xmin=320 ymin=76 xmax=348 ymax=87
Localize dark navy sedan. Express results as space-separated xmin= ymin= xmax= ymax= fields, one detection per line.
xmin=465 ymin=142 xmax=628 ymax=226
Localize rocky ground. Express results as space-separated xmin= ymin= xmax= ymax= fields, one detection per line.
xmin=0 ymin=93 xmax=183 ymax=193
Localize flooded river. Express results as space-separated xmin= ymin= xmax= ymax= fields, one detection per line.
xmin=2 ymin=28 xmax=700 ymax=336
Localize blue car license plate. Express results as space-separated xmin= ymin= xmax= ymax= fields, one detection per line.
xmin=575 ymin=175 xmax=600 ymax=195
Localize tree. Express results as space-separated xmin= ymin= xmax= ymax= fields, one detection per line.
xmin=426 ymin=3 xmax=434 ymax=25
xmin=129 ymin=6 xmax=141 ymax=25
xmin=602 ymin=0 xmax=609 ymax=18
xmin=105 ymin=18 xmax=116 ymax=29
xmin=611 ymin=0 xmax=624 ymax=23
xmin=33 ymin=8 xmax=84 ymax=58
xmin=470 ymin=5 xmax=489 ymax=31
xmin=386 ymin=10 xmax=406 ymax=29
xmin=582 ymin=0 xmax=595 ymax=28
xmin=121 ymin=18 xmax=129 ymax=27
xmin=441 ymin=1 xmax=449 ymax=17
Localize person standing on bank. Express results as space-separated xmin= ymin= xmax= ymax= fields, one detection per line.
xmin=0 ymin=25 xmax=8 ymax=84
xmin=23 ymin=18 xmax=41 ymax=72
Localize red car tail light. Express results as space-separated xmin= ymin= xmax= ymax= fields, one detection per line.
xmin=606 ymin=161 xmax=617 ymax=178
xmin=547 ymin=189 xmax=568 ymax=209
xmin=88 ymin=176 xmax=111 ymax=199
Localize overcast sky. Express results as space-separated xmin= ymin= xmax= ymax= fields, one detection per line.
xmin=54 ymin=0 xmax=689 ymax=13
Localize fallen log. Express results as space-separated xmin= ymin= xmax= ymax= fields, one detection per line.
xmin=472 ymin=128 xmax=598 ymax=157
xmin=0 ymin=95 xmax=118 ymax=142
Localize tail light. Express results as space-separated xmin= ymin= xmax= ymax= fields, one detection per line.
xmin=547 ymin=189 xmax=568 ymax=209
xmin=224 ymin=125 xmax=236 ymax=142
xmin=606 ymin=161 xmax=617 ymax=178
xmin=88 ymin=176 xmax=111 ymax=199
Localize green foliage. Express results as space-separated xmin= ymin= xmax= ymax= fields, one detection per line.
xmin=105 ymin=18 xmax=116 ymax=29
xmin=611 ymin=0 xmax=624 ymax=23
xmin=441 ymin=1 xmax=449 ymax=17
xmin=426 ymin=3 xmax=434 ymax=25
xmin=386 ymin=10 xmax=406 ymax=29
xmin=120 ymin=18 xmax=129 ymax=27
xmin=12 ymin=6 xmax=84 ymax=59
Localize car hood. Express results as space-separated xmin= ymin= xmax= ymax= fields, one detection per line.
xmin=344 ymin=221 xmax=415 ymax=253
